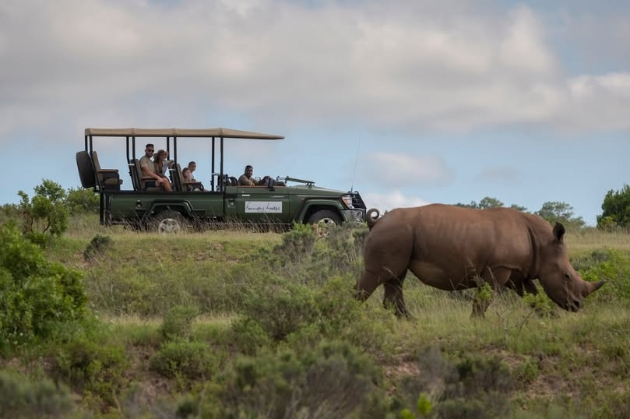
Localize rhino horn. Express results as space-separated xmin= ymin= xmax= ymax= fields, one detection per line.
xmin=586 ymin=280 xmax=606 ymax=296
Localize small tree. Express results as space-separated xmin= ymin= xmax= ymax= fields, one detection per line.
xmin=536 ymin=201 xmax=585 ymax=229
xmin=65 ymin=186 xmax=99 ymax=215
xmin=455 ymin=197 xmax=527 ymax=212
xmin=509 ymin=204 xmax=528 ymax=212
xmin=0 ymin=222 xmax=87 ymax=348
xmin=17 ymin=179 xmax=69 ymax=239
xmin=477 ymin=197 xmax=504 ymax=209
xmin=598 ymin=184 xmax=630 ymax=229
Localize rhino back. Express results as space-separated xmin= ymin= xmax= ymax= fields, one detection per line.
xmin=367 ymin=204 xmax=545 ymax=288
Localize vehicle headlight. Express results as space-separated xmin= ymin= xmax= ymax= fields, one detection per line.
xmin=342 ymin=194 xmax=354 ymax=209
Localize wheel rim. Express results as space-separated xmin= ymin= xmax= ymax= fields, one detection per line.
xmin=317 ymin=218 xmax=337 ymax=227
xmin=313 ymin=218 xmax=337 ymax=237
xmin=157 ymin=218 xmax=182 ymax=234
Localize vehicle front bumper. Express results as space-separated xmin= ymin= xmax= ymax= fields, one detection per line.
xmin=341 ymin=208 xmax=366 ymax=223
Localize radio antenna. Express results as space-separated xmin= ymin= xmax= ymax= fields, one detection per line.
xmin=350 ymin=137 xmax=361 ymax=192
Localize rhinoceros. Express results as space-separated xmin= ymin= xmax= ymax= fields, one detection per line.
xmin=355 ymin=204 xmax=605 ymax=317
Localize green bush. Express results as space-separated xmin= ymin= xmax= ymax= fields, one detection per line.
xmin=50 ymin=336 xmax=129 ymax=410
xmin=83 ymin=234 xmax=112 ymax=261
xmin=17 ymin=179 xmax=69 ymax=240
xmin=581 ymin=249 xmax=630 ymax=303
xmin=571 ymin=249 xmax=611 ymax=272
xmin=149 ymin=340 xmax=224 ymax=381
xmin=0 ymin=222 xmax=88 ymax=349
xmin=160 ymin=304 xmax=199 ymax=341
xmin=66 ymin=186 xmax=99 ymax=215
xmin=0 ymin=371 xmax=75 ymax=419
xmin=229 ymin=317 xmax=271 ymax=355
xmin=395 ymin=347 xmax=513 ymax=419
xmin=198 ymin=340 xmax=384 ymax=419
xmin=308 ymin=223 xmax=368 ymax=284
xmin=598 ymin=184 xmax=630 ymax=229
xmin=280 ymin=222 xmax=316 ymax=255
xmin=239 ymin=277 xmax=319 ymax=342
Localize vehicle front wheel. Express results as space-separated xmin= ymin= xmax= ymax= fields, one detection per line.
xmin=308 ymin=210 xmax=342 ymax=237
xmin=152 ymin=210 xmax=188 ymax=234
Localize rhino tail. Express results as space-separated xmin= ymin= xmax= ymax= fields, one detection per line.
xmin=366 ymin=208 xmax=380 ymax=230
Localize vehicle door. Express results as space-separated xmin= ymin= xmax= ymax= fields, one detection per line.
xmin=234 ymin=183 xmax=291 ymax=224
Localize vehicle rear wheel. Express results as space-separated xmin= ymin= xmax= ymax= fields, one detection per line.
xmin=152 ymin=210 xmax=188 ymax=234
xmin=76 ymin=151 xmax=96 ymax=189
xmin=308 ymin=210 xmax=342 ymax=237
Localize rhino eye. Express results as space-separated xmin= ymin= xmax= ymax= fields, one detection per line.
xmin=564 ymin=273 xmax=571 ymax=281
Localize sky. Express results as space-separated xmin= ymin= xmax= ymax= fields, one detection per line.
xmin=1 ymin=0 xmax=629 ymax=226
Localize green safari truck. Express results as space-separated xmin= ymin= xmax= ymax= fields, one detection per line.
xmin=76 ymin=127 xmax=367 ymax=233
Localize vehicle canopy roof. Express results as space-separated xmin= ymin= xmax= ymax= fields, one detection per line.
xmin=85 ymin=127 xmax=284 ymax=140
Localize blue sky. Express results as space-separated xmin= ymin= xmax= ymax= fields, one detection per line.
xmin=1 ymin=0 xmax=629 ymax=226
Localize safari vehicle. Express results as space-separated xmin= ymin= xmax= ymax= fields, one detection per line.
xmin=76 ymin=128 xmax=366 ymax=233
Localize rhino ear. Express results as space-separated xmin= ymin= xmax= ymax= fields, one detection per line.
xmin=553 ymin=222 xmax=566 ymax=242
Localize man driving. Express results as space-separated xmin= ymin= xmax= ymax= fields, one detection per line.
xmin=238 ymin=165 xmax=270 ymax=186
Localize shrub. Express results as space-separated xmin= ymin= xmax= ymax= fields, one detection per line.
xmin=198 ymin=340 xmax=383 ymax=418
xmin=83 ymin=234 xmax=112 ymax=261
xmin=581 ymin=249 xmax=630 ymax=303
xmin=238 ymin=277 xmax=319 ymax=342
xmin=395 ymin=347 xmax=513 ymax=419
xmin=598 ymin=184 xmax=630 ymax=229
xmin=229 ymin=317 xmax=271 ymax=355
xmin=0 ymin=371 xmax=75 ymax=419
xmin=0 ymin=222 xmax=88 ymax=349
xmin=17 ymin=179 xmax=69 ymax=240
xmin=308 ymin=223 xmax=368 ymax=284
xmin=66 ymin=186 xmax=99 ymax=215
xmin=571 ymin=249 xmax=611 ymax=272
xmin=149 ymin=340 xmax=224 ymax=381
xmin=50 ymin=335 xmax=129 ymax=410
xmin=160 ymin=304 xmax=199 ymax=341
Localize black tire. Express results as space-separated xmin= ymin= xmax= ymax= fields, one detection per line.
xmin=308 ymin=210 xmax=342 ymax=227
xmin=76 ymin=151 xmax=96 ymax=189
xmin=152 ymin=210 xmax=188 ymax=234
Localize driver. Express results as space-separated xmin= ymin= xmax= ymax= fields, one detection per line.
xmin=238 ymin=165 xmax=270 ymax=186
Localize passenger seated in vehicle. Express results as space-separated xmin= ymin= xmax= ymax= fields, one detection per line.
xmin=187 ymin=161 xmax=197 ymax=182
xmin=140 ymin=144 xmax=172 ymax=192
xmin=154 ymin=150 xmax=175 ymax=190
xmin=182 ymin=167 xmax=203 ymax=191
xmin=238 ymin=165 xmax=270 ymax=186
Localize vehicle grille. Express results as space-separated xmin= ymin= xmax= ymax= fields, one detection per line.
xmin=350 ymin=191 xmax=366 ymax=210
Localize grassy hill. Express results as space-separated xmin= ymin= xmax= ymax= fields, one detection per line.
xmin=2 ymin=215 xmax=630 ymax=419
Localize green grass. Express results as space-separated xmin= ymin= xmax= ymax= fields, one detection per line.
xmin=4 ymin=217 xmax=630 ymax=418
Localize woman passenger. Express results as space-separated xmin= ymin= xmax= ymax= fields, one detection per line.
xmin=153 ymin=150 xmax=173 ymax=192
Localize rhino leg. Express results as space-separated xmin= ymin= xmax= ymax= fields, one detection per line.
xmin=356 ymin=224 xmax=414 ymax=314
xmin=354 ymin=269 xmax=381 ymax=302
xmin=471 ymin=268 xmax=512 ymax=318
xmin=506 ymin=273 xmax=538 ymax=298
xmin=382 ymin=272 xmax=409 ymax=317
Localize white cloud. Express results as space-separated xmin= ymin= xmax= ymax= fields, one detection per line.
xmin=0 ymin=0 xmax=629 ymax=142
xmin=363 ymin=190 xmax=431 ymax=212
xmin=361 ymin=152 xmax=455 ymax=188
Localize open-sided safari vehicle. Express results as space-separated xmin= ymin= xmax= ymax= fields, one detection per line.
xmin=76 ymin=128 xmax=366 ymax=233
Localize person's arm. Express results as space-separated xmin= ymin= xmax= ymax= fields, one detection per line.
xmin=141 ymin=161 xmax=162 ymax=182
xmin=238 ymin=175 xmax=254 ymax=186
xmin=256 ymin=176 xmax=270 ymax=186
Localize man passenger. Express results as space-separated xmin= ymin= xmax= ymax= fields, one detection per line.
xmin=187 ymin=161 xmax=197 ymax=182
xmin=140 ymin=143 xmax=172 ymax=192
